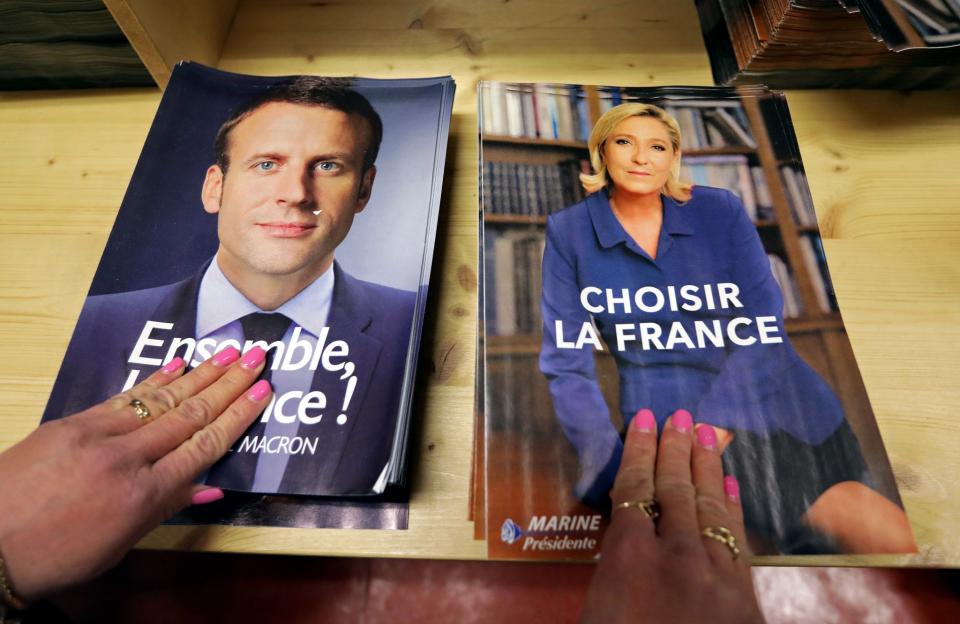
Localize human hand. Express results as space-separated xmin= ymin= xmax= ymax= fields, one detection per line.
xmin=583 ymin=409 xmax=764 ymax=624
xmin=0 ymin=346 xmax=272 ymax=602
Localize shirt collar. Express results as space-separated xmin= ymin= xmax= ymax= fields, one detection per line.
xmin=196 ymin=257 xmax=335 ymax=338
xmin=588 ymin=187 xmax=694 ymax=250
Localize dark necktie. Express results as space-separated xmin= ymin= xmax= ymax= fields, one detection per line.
xmin=240 ymin=312 xmax=294 ymax=382
xmin=205 ymin=312 xmax=293 ymax=490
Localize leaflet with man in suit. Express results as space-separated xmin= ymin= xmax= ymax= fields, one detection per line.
xmin=42 ymin=63 xmax=455 ymax=530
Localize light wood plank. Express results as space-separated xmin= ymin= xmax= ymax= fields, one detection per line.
xmin=104 ymin=0 xmax=240 ymax=88
xmin=1 ymin=0 xmax=958 ymax=564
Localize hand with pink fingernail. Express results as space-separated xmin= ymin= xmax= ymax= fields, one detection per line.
xmin=0 ymin=342 xmax=271 ymax=603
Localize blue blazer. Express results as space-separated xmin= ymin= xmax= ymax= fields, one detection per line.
xmin=43 ymin=261 xmax=416 ymax=496
xmin=539 ymin=186 xmax=845 ymax=503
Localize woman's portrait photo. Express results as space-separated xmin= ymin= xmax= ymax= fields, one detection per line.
xmin=480 ymin=82 xmax=916 ymax=558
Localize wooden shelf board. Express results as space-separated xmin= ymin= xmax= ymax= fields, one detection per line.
xmin=483 ymin=135 xmax=587 ymax=149
xmin=484 ymin=216 xmax=780 ymax=228
xmin=1 ymin=0 xmax=956 ymax=567
xmin=484 ymin=214 xmax=547 ymax=225
xmin=684 ymin=146 xmax=756 ymax=156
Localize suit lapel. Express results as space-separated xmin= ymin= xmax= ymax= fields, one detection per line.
xmin=282 ymin=263 xmax=383 ymax=493
xmin=120 ymin=261 xmax=208 ymax=380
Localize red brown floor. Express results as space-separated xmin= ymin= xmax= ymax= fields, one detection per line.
xmin=43 ymin=552 xmax=959 ymax=623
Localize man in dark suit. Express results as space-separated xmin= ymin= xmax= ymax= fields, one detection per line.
xmin=43 ymin=78 xmax=415 ymax=498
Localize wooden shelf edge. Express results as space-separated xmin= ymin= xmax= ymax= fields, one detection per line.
xmin=104 ymin=0 xmax=241 ymax=90
xmin=483 ymin=214 xmax=548 ymax=225
xmin=484 ymin=215 xmax=792 ymax=230
xmin=483 ymin=135 xmax=587 ymax=149
xmin=684 ymin=146 xmax=757 ymax=156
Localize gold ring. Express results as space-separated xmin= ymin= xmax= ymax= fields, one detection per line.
xmin=614 ymin=499 xmax=660 ymax=521
xmin=702 ymin=526 xmax=740 ymax=560
xmin=129 ymin=398 xmax=151 ymax=422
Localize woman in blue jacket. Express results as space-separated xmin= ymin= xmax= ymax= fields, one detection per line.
xmin=539 ymin=102 xmax=914 ymax=554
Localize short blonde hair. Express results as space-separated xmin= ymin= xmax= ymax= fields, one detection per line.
xmin=579 ymin=102 xmax=693 ymax=203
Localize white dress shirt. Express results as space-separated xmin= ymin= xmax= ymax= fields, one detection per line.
xmin=196 ymin=256 xmax=334 ymax=492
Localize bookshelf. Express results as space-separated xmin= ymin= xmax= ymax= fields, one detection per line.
xmin=0 ymin=0 xmax=958 ymax=567
xmin=481 ymin=83 xmax=846 ymax=345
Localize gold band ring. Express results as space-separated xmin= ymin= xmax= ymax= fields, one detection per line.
xmin=614 ymin=499 xmax=660 ymax=521
xmin=129 ymin=398 xmax=151 ymax=422
xmin=702 ymin=526 xmax=741 ymax=560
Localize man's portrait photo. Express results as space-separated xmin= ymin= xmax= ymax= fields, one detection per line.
xmin=42 ymin=64 xmax=454 ymax=512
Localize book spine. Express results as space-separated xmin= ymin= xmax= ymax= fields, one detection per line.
xmin=534 ymin=85 xmax=553 ymax=139
xmin=493 ymin=233 xmax=518 ymax=335
xmin=521 ymin=86 xmax=537 ymax=139
xmin=751 ymin=166 xmax=774 ymax=221
xmin=489 ymin=82 xmax=508 ymax=136
xmin=798 ymin=235 xmax=832 ymax=313
xmin=736 ymin=158 xmax=758 ymax=220
xmin=575 ymin=88 xmax=590 ymax=143
xmin=556 ymin=87 xmax=575 ymax=141
xmin=480 ymin=83 xmax=494 ymax=135
xmin=505 ymin=86 xmax=524 ymax=137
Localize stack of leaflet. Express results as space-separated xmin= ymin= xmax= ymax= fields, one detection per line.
xmin=0 ymin=0 xmax=153 ymax=89
xmin=694 ymin=0 xmax=960 ymax=88
xmin=473 ymin=81 xmax=868 ymax=557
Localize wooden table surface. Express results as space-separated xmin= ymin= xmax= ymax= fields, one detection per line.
xmin=1 ymin=1 xmax=957 ymax=566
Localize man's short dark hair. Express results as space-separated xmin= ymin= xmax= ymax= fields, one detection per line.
xmin=213 ymin=77 xmax=383 ymax=174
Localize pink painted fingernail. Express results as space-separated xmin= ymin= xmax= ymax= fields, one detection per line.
xmin=247 ymin=379 xmax=272 ymax=402
xmin=724 ymin=476 xmax=740 ymax=502
xmin=633 ymin=408 xmax=656 ymax=433
xmin=696 ymin=424 xmax=717 ymax=450
xmin=241 ymin=346 xmax=266 ymax=369
xmin=212 ymin=346 xmax=240 ymax=367
xmin=191 ymin=488 xmax=224 ymax=505
xmin=161 ymin=357 xmax=185 ymax=374
xmin=670 ymin=409 xmax=693 ymax=433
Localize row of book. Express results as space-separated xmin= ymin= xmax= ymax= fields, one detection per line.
xmin=485 ymin=155 xmax=819 ymax=232
xmin=665 ymin=102 xmax=757 ymax=150
xmin=479 ymin=82 xmax=761 ymax=152
xmin=680 ymin=155 xmax=775 ymax=222
xmin=483 ymin=231 xmax=835 ymax=336
xmin=768 ymin=253 xmax=804 ymax=318
xmin=781 ymin=166 xmax=819 ymax=228
xmin=800 ymin=234 xmax=838 ymax=313
xmin=695 ymin=0 xmax=960 ymax=88
xmin=481 ymin=83 xmax=592 ymax=142
xmin=482 ymin=159 xmax=588 ymax=217
xmin=747 ymin=239 xmax=840 ymax=319
xmin=483 ymin=230 xmax=545 ymax=336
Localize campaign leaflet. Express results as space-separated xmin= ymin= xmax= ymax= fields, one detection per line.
xmin=42 ymin=63 xmax=454 ymax=529
xmin=479 ymin=81 xmax=916 ymax=559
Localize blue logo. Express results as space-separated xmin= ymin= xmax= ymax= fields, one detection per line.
xmin=500 ymin=518 xmax=523 ymax=544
